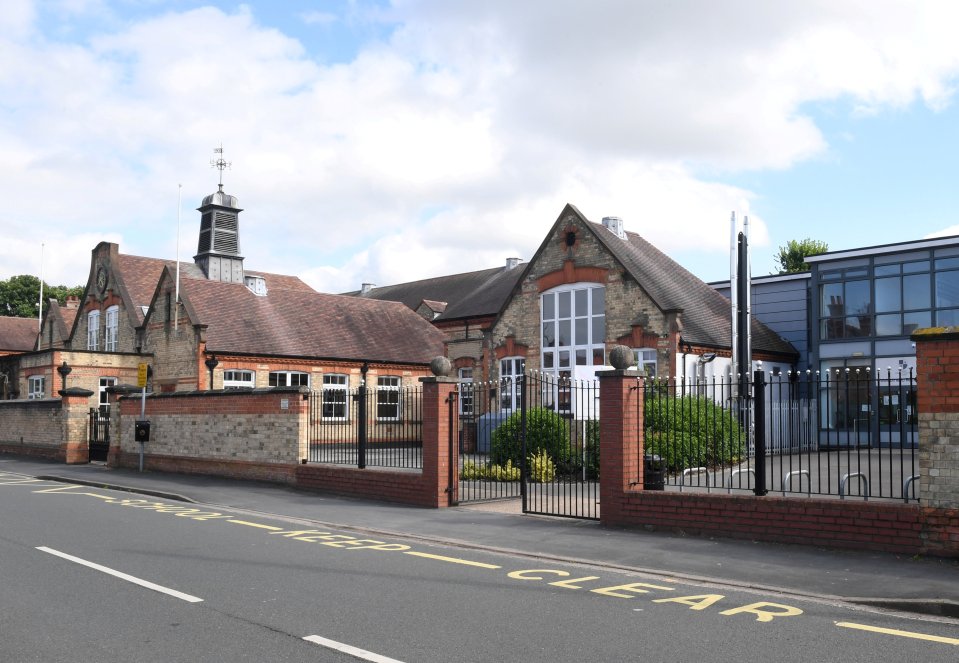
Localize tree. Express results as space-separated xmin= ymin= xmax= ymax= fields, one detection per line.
xmin=0 ymin=275 xmax=84 ymax=318
xmin=775 ymin=238 xmax=828 ymax=274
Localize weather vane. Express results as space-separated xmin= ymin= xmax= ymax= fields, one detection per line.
xmin=210 ymin=144 xmax=231 ymax=187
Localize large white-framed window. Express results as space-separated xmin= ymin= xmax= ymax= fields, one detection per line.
xmin=541 ymin=284 xmax=606 ymax=377
xmin=104 ymin=305 xmax=119 ymax=352
xmin=269 ymin=371 xmax=310 ymax=388
xmin=376 ymin=376 xmax=401 ymax=421
xmin=634 ymin=348 xmax=658 ymax=377
xmin=27 ymin=375 xmax=45 ymax=399
xmin=322 ymin=374 xmax=349 ymax=420
xmin=499 ymin=357 xmax=525 ymax=410
xmin=458 ymin=367 xmax=474 ymax=416
xmin=87 ymin=310 xmax=100 ymax=351
xmin=222 ymin=369 xmax=255 ymax=389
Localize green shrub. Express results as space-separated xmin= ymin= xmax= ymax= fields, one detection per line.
xmin=643 ymin=394 xmax=745 ymax=473
xmin=490 ymin=407 xmax=572 ymax=469
xmin=459 ymin=459 xmax=520 ymax=481
xmin=527 ymin=449 xmax=556 ymax=483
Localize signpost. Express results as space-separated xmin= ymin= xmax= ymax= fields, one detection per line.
xmin=136 ymin=363 xmax=149 ymax=472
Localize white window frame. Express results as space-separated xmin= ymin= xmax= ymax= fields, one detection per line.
xmin=458 ymin=367 xmax=474 ymax=416
xmin=376 ymin=376 xmax=401 ymax=421
xmin=269 ymin=371 xmax=310 ymax=388
xmin=499 ymin=357 xmax=525 ymax=411
xmin=104 ymin=305 xmax=119 ymax=352
xmin=87 ymin=309 xmax=100 ymax=351
xmin=633 ymin=348 xmax=658 ymax=378
xmin=222 ymin=369 xmax=255 ymax=389
xmin=322 ymin=374 xmax=349 ymax=421
xmin=98 ymin=377 xmax=117 ymax=411
xmin=28 ymin=375 xmax=45 ymax=399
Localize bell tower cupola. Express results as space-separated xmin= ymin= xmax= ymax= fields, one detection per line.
xmin=194 ymin=145 xmax=245 ymax=283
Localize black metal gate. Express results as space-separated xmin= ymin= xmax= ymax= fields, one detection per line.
xmin=88 ymin=408 xmax=110 ymax=462
xmin=455 ymin=373 xmax=600 ymax=519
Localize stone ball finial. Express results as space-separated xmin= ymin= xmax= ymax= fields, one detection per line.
xmin=430 ymin=356 xmax=452 ymax=377
xmin=608 ymin=345 xmax=634 ymax=370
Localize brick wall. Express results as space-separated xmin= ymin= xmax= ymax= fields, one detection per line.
xmin=0 ymin=398 xmax=64 ymax=459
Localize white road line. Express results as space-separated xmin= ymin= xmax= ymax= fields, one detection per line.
xmin=36 ymin=546 xmax=204 ymax=603
xmin=303 ymin=635 xmax=406 ymax=663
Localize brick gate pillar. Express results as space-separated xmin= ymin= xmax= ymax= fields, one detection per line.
xmin=59 ymin=387 xmax=95 ymax=464
xmin=420 ymin=357 xmax=459 ymax=508
xmin=912 ymin=328 xmax=959 ymax=509
xmin=597 ymin=345 xmax=643 ymax=525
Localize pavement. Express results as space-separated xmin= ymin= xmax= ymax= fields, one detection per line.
xmin=2 ymin=452 xmax=957 ymax=618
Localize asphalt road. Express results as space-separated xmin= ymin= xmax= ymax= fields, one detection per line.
xmin=1 ymin=471 xmax=957 ymax=662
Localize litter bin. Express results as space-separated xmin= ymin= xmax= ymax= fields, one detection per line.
xmin=644 ymin=454 xmax=665 ymax=490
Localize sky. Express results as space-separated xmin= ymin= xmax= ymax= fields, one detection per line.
xmin=3 ymin=1 xmax=959 ymax=294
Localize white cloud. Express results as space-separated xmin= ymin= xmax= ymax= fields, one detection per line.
xmin=3 ymin=1 xmax=959 ymax=292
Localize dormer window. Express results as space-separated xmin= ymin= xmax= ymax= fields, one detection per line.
xmin=245 ymin=275 xmax=267 ymax=296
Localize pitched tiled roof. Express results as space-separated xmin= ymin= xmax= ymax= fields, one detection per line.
xmin=0 ymin=316 xmax=38 ymax=352
xmin=116 ymin=254 xmax=178 ymax=324
xmin=180 ymin=278 xmax=446 ymax=364
xmin=351 ymin=264 xmax=526 ymax=322
xmin=584 ymin=214 xmax=796 ymax=357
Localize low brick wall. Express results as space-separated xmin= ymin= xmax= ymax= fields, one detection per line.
xmin=0 ymin=398 xmax=67 ymax=461
xmin=596 ymin=365 xmax=959 ymax=558
xmin=109 ymin=381 xmax=455 ymax=508
xmin=295 ymin=464 xmax=432 ymax=507
xmin=112 ymin=388 xmax=308 ymax=480
xmin=604 ymin=491 xmax=959 ymax=557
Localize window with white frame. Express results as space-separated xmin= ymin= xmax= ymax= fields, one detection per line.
xmin=499 ymin=357 xmax=525 ymax=410
xmin=376 ymin=376 xmax=401 ymax=420
xmin=87 ymin=310 xmax=100 ymax=351
xmin=322 ymin=374 xmax=349 ymax=420
xmin=105 ymin=306 xmax=119 ymax=352
xmin=28 ymin=375 xmax=45 ymax=399
xmin=222 ymin=369 xmax=255 ymax=389
xmin=633 ymin=348 xmax=658 ymax=377
xmin=540 ymin=284 xmax=606 ymax=378
xmin=269 ymin=371 xmax=310 ymax=388
xmin=458 ymin=367 xmax=474 ymax=416
xmin=99 ymin=377 xmax=117 ymax=412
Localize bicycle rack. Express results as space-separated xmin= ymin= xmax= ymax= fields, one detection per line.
xmin=782 ymin=469 xmax=810 ymax=497
xmin=724 ymin=468 xmax=755 ymax=492
xmin=903 ymin=475 xmax=920 ymax=503
xmin=840 ymin=472 xmax=869 ymax=501
xmin=681 ymin=467 xmax=708 ymax=492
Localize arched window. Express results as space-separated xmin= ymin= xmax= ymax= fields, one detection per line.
xmin=541 ymin=283 xmax=606 ymax=377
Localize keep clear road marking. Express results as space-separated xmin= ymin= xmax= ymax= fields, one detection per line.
xmin=403 ymin=550 xmax=501 ymax=569
xmin=836 ymin=622 xmax=959 ymax=646
xmin=36 ymin=547 xmax=204 ymax=604
xmin=303 ymin=635 xmax=406 ymax=663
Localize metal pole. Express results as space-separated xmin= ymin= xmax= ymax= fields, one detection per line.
xmin=753 ymin=369 xmax=767 ymax=496
xmin=520 ymin=374 xmax=527 ymax=512
xmin=139 ymin=385 xmax=146 ymax=472
xmin=358 ymin=362 xmax=368 ymax=469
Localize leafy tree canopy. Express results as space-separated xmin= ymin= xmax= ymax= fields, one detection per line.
xmin=0 ymin=275 xmax=84 ymax=318
xmin=775 ymin=238 xmax=829 ymax=274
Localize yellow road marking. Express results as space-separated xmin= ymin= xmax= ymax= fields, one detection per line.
xmin=404 ymin=551 xmax=500 ymax=569
xmin=837 ymin=622 xmax=959 ymax=646
xmin=227 ymin=520 xmax=283 ymax=530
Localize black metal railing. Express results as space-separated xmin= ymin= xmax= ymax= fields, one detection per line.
xmin=641 ymin=368 xmax=919 ymax=501
xmin=308 ymin=384 xmax=423 ymax=469
xmin=457 ymin=378 xmax=522 ymax=502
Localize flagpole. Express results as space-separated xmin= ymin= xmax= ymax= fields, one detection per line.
xmin=175 ymin=184 xmax=181 ymax=330
xmin=38 ymin=243 xmax=44 ymax=332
